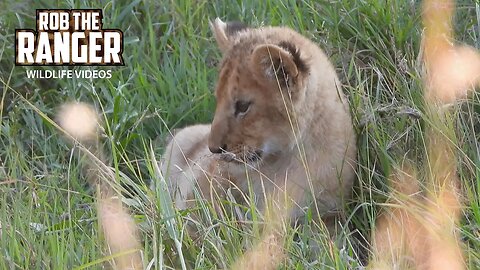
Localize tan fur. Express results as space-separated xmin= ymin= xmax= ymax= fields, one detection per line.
xmin=160 ymin=19 xmax=357 ymax=221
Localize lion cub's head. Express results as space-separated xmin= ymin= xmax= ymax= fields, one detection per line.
xmin=208 ymin=18 xmax=310 ymax=165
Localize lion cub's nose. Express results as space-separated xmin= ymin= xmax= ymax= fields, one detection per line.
xmin=209 ymin=144 xmax=227 ymax=154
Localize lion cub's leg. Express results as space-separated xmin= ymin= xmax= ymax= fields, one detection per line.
xmin=158 ymin=124 xmax=228 ymax=210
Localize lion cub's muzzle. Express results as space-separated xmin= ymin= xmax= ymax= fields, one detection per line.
xmin=208 ymin=143 xmax=227 ymax=154
xmin=218 ymin=149 xmax=264 ymax=164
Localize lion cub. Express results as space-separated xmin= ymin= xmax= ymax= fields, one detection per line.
xmin=159 ymin=18 xmax=356 ymax=223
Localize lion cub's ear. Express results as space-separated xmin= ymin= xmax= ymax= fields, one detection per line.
xmin=251 ymin=43 xmax=306 ymax=88
xmin=210 ymin=18 xmax=248 ymax=53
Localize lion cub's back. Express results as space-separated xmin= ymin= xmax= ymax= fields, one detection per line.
xmin=163 ymin=124 xmax=210 ymax=160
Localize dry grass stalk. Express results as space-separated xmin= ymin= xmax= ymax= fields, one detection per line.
xmin=369 ymin=0 xmax=480 ymax=269
xmin=230 ymin=194 xmax=289 ymax=270
xmin=58 ymin=102 xmax=143 ymax=270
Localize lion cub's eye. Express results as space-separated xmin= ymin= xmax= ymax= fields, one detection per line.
xmin=234 ymin=100 xmax=251 ymax=116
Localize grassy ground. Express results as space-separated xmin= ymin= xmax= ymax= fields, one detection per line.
xmin=0 ymin=0 xmax=479 ymax=269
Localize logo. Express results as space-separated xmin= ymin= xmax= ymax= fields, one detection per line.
xmin=16 ymin=9 xmax=124 ymax=66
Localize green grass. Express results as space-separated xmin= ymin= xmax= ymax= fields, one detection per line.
xmin=1 ymin=0 xmax=479 ymax=269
